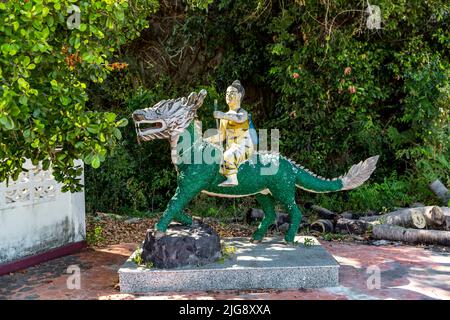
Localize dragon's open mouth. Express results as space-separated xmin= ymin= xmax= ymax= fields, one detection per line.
xmin=135 ymin=119 xmax=167 ymax=137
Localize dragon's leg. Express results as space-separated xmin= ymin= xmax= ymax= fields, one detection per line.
xmin=252 ymin=194 xmax=277 ymax=241
xmin=155 ymin=181 xmax=201 ymax=232
xmin=173 ymin=211 xmax=193 ymax=225
xmin=274 ymin=195 xmax=302 ymax=243
xmin=284 ymin=203 xmax=302 ymax=243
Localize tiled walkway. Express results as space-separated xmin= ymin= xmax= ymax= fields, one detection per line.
xmin=1 ymin=241 xmax=449 ymax=300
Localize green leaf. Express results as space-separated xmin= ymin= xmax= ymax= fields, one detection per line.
xmin=42 ymin=7 xmax=50 ymax=17
xmin=23 ymin=129 xmax=31 ymax=139
xmin=91 ymin=155 xmax=100 ymax=169
xmin=21 ymin=56 xmax=30 ymax=67
xmin=116 ymin=118 xmax=128 ymax=127
xmin=0 ymin=116 xmax=15 ymax=130
xmin=87 ymin=124 xmax=99 ymax=134
xmin=105 ymin=112 xmax=116 ymax=122
xmin=42 ymin=159 xmax=51 ymax=170
xmin=50 ymin=79 xmax=58 ymax=88
xmin=19 ymin=95 xmax=28 ymax=106
xmin=115 ymin=9 xmax=125 ymax=22
xmin=84 ymin=153 xmax=94 ymax=165
xmin=60 ymin=96 xmax=72 ymax=106
xmin=113 ymin=128 xmax=122 ymax=139
xmin=31 ymin=138 xmax=39 ymax=148
xmin=17 ymin=78 xmax=29 ymax=90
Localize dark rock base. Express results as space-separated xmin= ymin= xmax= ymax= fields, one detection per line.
xmin=141 ymin=221 xmax=222 ymax=269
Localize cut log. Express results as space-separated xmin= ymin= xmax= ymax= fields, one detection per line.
xmin=429 ymin=179 xmax=450 ymax=205
xmin=360 ymin=208 xmax=427 ymax=229
xmin=442 ymin=207 xmax=450 ymax=231
xmin=420 ymin=206 xmax=445 ymax=227
xmin=310 ymin=219 xmax=334 ymax=233
xmin=335 ymin=218 xmax=369 ymax=235
xmin=359 ymin=206 xmax=445 ymax=229
xmin=372 ymin=224 xmax=450 ymax=246
xmin=276 ymin=212 xmax=290 ymax=225
xmin=311 ymin=205 xmax=337 ymax=220
xmin=246 ymin=208 xmax=264 ymax=224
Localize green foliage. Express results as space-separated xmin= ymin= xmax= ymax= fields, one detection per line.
xmin=302 ymin=237 xmax=314 ymax=247
xmin=218 ymin=242 xmax=236 ymax=263
xmin=131 ymin=247 xmax=144 ymax=265
xmin=315 ymin=174 xmax=417 ymax=214
xmin=86 ymin=225 xmax=104 ymax=246
xmin=131 ymin=247 xmax=154 ymax=268
xmin=0 ymin=0 xmax=158 ymax=191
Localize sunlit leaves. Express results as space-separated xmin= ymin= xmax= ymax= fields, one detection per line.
xmin=0 ymin=0 xmax=159 ymax=191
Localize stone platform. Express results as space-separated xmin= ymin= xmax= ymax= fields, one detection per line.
xmin=118 ymin=236 xmax=339 ymax=293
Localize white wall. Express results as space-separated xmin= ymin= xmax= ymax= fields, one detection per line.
xmin=0 ymin=160 xmax=86 ymax=264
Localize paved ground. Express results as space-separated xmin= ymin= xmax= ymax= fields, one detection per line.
xmin=1 ymin=241 xmax=449 ymax=300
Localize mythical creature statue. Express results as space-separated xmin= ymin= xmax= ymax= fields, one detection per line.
xmin=132 ymin=89 xmax=379 ymax=243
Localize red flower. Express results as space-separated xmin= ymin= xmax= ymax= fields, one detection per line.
xmin=292 ymin=72 xmax=300 ymax=79
xmin=348 ymin=86 xmax=356 ymax=94
xmin=344 ymin=67 xmax=352 ymax=75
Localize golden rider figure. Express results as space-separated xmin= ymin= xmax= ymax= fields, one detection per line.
xmin=207 ymin=80 xmax=255 ymax=187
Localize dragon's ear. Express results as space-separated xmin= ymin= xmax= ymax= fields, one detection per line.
xmin=193 ymin=89 xmax=207 ymax=110
xmin=186 ymin=89 xmax=207 ymax=111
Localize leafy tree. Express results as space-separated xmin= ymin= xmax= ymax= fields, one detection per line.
xmin=0 ymin=0 xmax=158 ymax=191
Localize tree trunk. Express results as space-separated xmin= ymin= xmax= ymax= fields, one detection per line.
xmin=360 ymin=206 xmax=444 ymax=229
xmin=429 ymin=179 xmax=450 ymax=205
xmin=311 ymin=205 xmax=337 ymax=220
xmin=372 ymin=224 xmax=450 ymax=246
xmin=335 ymin=218 xmax=369 ymax=235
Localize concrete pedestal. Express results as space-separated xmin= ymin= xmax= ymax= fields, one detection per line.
xmin=119 ymin=236 xmax=339 ymax=293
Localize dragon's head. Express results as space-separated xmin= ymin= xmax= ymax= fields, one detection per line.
xmin=132 ymin=89 xmax=207 ymax=142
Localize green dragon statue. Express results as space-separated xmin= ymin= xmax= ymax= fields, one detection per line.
xmin=132 ymin=89 xmax=379 ymax=243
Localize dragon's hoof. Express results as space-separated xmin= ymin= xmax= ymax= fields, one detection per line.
xmin=282 ymin=239 xmax=295 ymax=246
xmin=154 ymin=230 xmax=166 ymax=239
xmin=250 ymin=238 xmax=262 ymax=244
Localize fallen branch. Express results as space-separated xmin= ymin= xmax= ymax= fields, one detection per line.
xmin=311 ymin=205 xmax=337 ymax=220
xmin=372 ymin=224 xmax=450 ymax=246
xmin=335 ymin=218 xmax=369 ymax=235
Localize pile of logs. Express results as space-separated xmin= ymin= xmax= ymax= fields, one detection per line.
xmin=245 ymin=179 xmax=450 ymax=246
xmin=308 ymin=179 xmax=450 ymax=246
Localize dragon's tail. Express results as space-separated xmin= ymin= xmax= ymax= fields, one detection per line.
xmin=295 ymin=155 xmax=380 ymax=193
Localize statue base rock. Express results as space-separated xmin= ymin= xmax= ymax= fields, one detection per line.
xmin=141 ymin=221 xmax=222 ymax=269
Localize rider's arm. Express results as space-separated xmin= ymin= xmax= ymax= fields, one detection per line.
xmin=214 ymin=108 xmax=248 ymax=123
